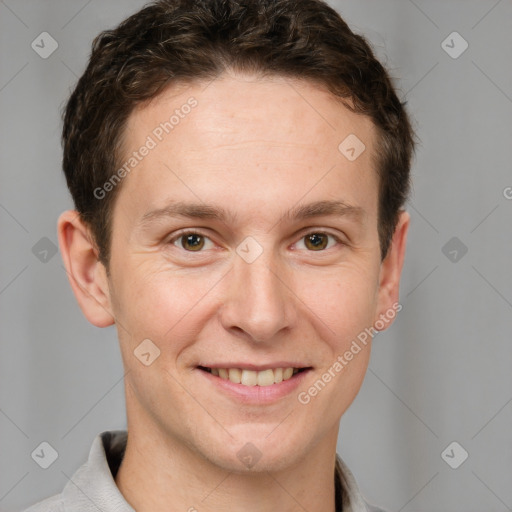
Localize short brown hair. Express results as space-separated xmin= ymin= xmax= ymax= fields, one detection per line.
xmin=62 ymin=0 xmax=416 ymax=268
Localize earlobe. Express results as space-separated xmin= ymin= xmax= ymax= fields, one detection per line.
xmin=57 ymin=210 xmax=115 ymax=328
xmin=375 ymin=210 xmax=410 ymax=329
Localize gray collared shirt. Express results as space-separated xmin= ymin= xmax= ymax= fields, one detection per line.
xmin=24 ymin=430 xmax=386 ymax=512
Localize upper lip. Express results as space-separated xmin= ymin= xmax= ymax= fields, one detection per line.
xmin=198 ymin=363 xmax=311 ymax=371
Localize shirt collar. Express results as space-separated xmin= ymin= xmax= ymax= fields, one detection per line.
xmin=59 ymin=430 xmax=372 ymax=512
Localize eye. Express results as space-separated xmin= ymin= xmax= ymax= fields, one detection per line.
xmin=295 ymin=231 xmax=341 ymax=251
xmin=170 ymin=231 xmax=215 ymax=252
xmin=168 ymin=229 xmax=343 ymax=253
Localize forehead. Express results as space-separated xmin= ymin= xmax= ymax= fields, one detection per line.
xmin=114 ymin=72 xmax=379 ymax=230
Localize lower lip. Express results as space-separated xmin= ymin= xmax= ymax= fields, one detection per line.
xmin=197 ymin=368 xmax=311 ymax=404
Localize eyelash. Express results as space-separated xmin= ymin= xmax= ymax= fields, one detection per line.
xmin=167 ymin=229 xmax=344 ymax=253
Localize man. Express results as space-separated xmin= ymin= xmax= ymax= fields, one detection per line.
xmin=25 ymin=0 xmax=415 ymax=510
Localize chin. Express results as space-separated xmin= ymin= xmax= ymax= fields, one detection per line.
xmin=208 ymin=447 xmax=300 ymax=475
xmin=197 ymin=424 xmax=311 ymax=474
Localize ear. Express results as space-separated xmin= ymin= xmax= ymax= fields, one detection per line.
xmin=374 ymin=210 xmax=410 ymax=329
xmin=57 ymin=210 xmax=115 ymax=328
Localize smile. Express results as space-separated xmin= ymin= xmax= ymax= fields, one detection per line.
xmin=198 ymin=366 xmax=308 ymax=387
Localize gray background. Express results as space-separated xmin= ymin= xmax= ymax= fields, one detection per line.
xmin=1 ymin=1 xmax=511 ymax=511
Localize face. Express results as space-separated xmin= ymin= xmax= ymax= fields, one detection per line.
xmin=76 ymin=72 xmax=407 ymax=473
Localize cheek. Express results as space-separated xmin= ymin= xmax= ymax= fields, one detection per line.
xmin=300 ymin=265 xmax=379 ymax=348
xmin=111 ymin=260 xmax=221 ymax=351
xmin=295 ymin=269 xmax=378 ymax=420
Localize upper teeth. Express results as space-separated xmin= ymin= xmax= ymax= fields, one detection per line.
xmin=210 ymin=367 xmax=299 ymax=386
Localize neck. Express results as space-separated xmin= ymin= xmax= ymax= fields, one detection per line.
xmin=115 ymin=408 xmax=339 ymax=512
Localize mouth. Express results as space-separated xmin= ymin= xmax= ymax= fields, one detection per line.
xmin=197 ymin=366 xmax=310 ymax=387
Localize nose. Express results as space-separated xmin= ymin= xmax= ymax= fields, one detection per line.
xmin=219 ymin=244 xmax=297 ymax=343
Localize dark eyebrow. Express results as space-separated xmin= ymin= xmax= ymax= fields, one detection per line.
xmin=137 ymin=199 xmax=365 ymax=229
xmin=283 ymin=199 xmax=365 ymax=223
xmin=138 ymin=201 xmax=237 ymax=228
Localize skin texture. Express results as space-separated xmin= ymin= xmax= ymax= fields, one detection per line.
xmin=58 ymin=71 xmax=409 ymax=512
